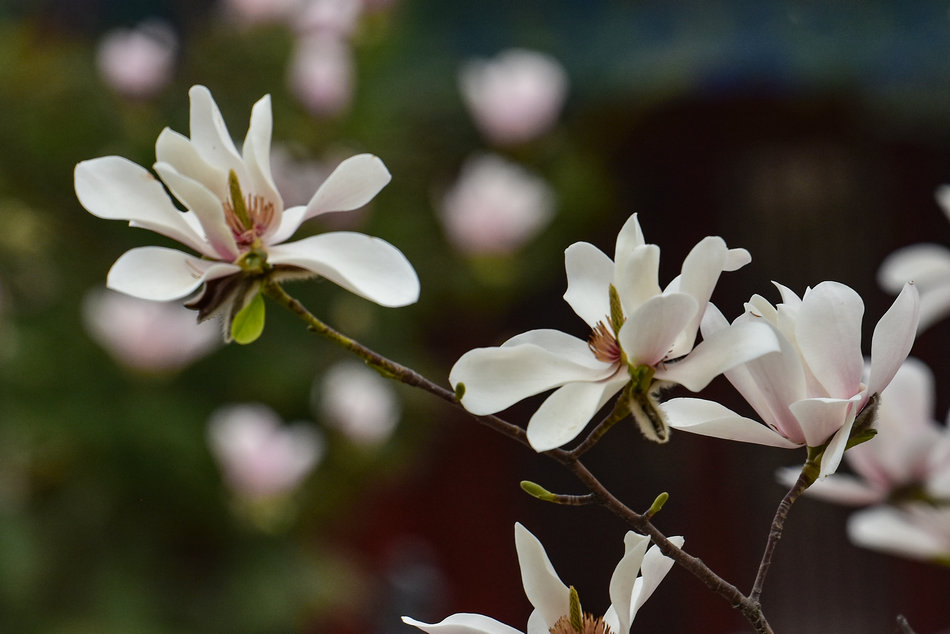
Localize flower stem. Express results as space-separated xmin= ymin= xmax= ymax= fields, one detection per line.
xmin=750 ymin=453 xmax=820 ymax=606
xmin=264 ymin=281 xmax=774 ymax=634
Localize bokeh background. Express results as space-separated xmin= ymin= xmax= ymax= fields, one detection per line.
xmin=3 ymin=1 xmax=950 ymax=632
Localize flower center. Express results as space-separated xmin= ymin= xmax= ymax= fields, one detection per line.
xmin=549 ymin=613 xmax=612 ymax=634
xmin=223 ymin=170 xmax=275 ymax=251
xmin=588 ymin=321 xmax=621 ymax=364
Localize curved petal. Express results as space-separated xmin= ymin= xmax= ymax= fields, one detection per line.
xmin=515 ymin=523 xmax=569 ymax=629
xmin=401 ymin=614 xmax=522 ymax=634
xmin=867 ymin=282 xmax=919 ymax=398
xmin=663 ymin=398 xmax=801 ymax=448
xmin=613 ymin=213 xmax=647 ymax=262
xmin=526 ymin=373 xmax=629 ymax=452
xmin=562 ymin=241 xmax=615 ymax=329
xmin=630 ymin=537 xmax=682 ymax=622
xmin=74 ymin=157 xmax=212 ymax=257
xmin=814 ymin=403 xmax=859 ymax=478
xmin=188 ymin=85 xmax=245 ymax=177
xmin=795 ymin=281 xmax=864 ymax=399
xmin=155 ymin=127 xmax=229 ymax=200
xmin=780 ymin=467 xmax=884 ymax=505
xmin=154 ymin=162 xmax=238 ymax=260
xmin=878 ymin=243 xmax=950 ymax=292
xmin=449 ymin=333 xmax=615 ymax=416
xmin=607 ymin=531 xmax=650 ymax=634
xmin=614 ymin=244 xmax=661 ymax=317
xmin=267 ymin=232 xmax=419 ymax=307
xmin=241 ymin=93 xmax=283 ymax=215
xmin=915 ymin=282 xmax=950 ymax=332
xmin=847 ymin=505 xmax=950 ymax=561
xmin=724 ymin=247 xmax=751 ymax=271
xmin=617 ymin=294 xmax=697 ymax=367
xmin=669 ymin=236 xmax=729 ymax=354
xmin=788 ymin=395 xmax=859 ymax=450
xmin=657 ymin=318 xmax=780 ymax=392
xmin=107 ymin=246 xmax=240 ymax=301
xmin=501 ymin=329 xmax=609 ymax=366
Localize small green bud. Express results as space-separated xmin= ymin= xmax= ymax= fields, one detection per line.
xmin=645 ymin=491 xmax=669 ymax=518
xmin=231 ymin=291 xmax=266 ymax=344
xmin=520 ymin=480 xmax=558 ymax=503
xmin=454 ymin=382 xmax=466 ymax=402
xmin=568 ymin=586 xmax=583 ymax=632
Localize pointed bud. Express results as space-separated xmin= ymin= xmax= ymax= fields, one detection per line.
xmin=645 ymin=491 xmax=669 ymax=519
xmin=228 ymin=169 xmax=252 ymax=230
xmin=520 ymin=480 xmax=558 ymax=502
xmin=568 ymin=586 xmax=583 ymax=633
xmin=608 ymin=284 xmax=626 ymax=334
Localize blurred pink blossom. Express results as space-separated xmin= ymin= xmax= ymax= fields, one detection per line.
xmin=848 ymin=504 xmax=950 ymax=563
xmin=82 ymin=288 xmax=219 ymax=373
xmin=288 ymin=34 xmax=354 ymax=116
xmin=317 ymin=360 xmax=400 ymax=445
xmin=96 ymin=20 xmax=177 ymax=99
xmin=295 ymin=0 xmax=363 ymax=37
xmin=207 ymin=403 xmax=323 ymax=499
xmin=459 ymin=48 xmax=568 ymax=146
xmin=439 ymin=154 xmax=555 ymax=255
xmin=220 ymin=0 xmax=299 ymax=24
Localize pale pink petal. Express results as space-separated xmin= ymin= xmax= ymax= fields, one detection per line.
xmin=778 ymin=466 xmax=884 ymax=505
xmin=74 ymin=156 xmax=212 ymax=257
xmin=241 ymin=93 xmax=283 ymax=216
xmin=401 ymin=614 xmax=522 ymax=634
xmin=267 ymin=232 xmax=419 ymax=307
xmin=107 ymin=246 xmax=239 ymax=301
xmin=866 ymin=282 xmax=919 ymax=398
xmin=663 ymin=398 xmax=801 ymax=448
xmin=617 ymin=294 xmax=697 ymax=368
xmin=562 ymin=241 xmax=615 ymax=329
xmin=515 ymin=523 xmax=569 ymax=629
xmin=526 ymin=373 xmax=629 ymax=451
xmin=848 ymin=505 xmax=950 ymax=561
xmin=657 ymin=318 xmax=779 ymax=392
xmin=788 ymin=395 xmax=858 ymax=450
xmin=607 ymin=531 xmax=650 ymax=634
xmin=878 ymin=243 xmax=950 ymax=292
xmin=188 ymin=85 xmax=245 ymax=177
xmin=449 ymin=331 xmax=615 ymax=416
xmin=815 ymin=405 xmax=860 ymax=478
xmin=795 ymin=281 xmax=865 ymax=398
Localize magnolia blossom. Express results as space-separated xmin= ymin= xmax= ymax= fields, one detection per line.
xmin=450 ymin=213 xmax=779 ymax=452
xmin=879 ymin=185 xmax=950 ymax=331
xmin=96 ymin=20 xmax=177 ymax=99
xmin=317 ymin=360 xmax=400 ymax=445
xmin=439 ymin=154 xmax=555 ymax=255
xmin=295 ymin=0 xmax=363 ymax=37
xmin=779 ymin=357 xmax=950 ymax=504
xmin=207 ymin=403 xmax=323 ymax=499
xmin=459 ymin=49 xmax=568 ymax=146
xmin=74 ymin=85 xmax=418 ymax=339
xmin=402 ymin=523 xmax=681 ymax=634
xmin=665 ymin=281 xmax=920 ymax=478
xmin=82 ymin=288 xmax=219 ymax=372
xmin=288 ymin=34 xmax=355 ymax=117
xmin=848 ymin=503 xmax=950 ymax=563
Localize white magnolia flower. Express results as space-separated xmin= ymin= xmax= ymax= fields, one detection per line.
xmin=878 ymin=185 xmax=950 ymax=332
xmin=665 ymin=281 xmax=920 ymax=478
xmin=96 ymin=19 xmax=177 ymax=99
xmin=848 ymin=503 xmax=950 ymax=563
xmin=459 ymin=49 xmax=568 ymax=146
xmin=778 ymin=357 xmax=950 ymax=505
xmin=450 ymin=213 xmax=779 ymax=452
xmin=439 ymin=154 xmax=555 ymax=255
xmin=402 ymin=523 xmax=682 ymax=634
xmin=82 ymin=287 xmax=219 ymax=372
xmin=317 ymin=360 xmax=400 ymax=445
xmin=74 ymin=85 xmax=418 ymax=338
xmin=207 ymin=403 xmax=323 ymax=499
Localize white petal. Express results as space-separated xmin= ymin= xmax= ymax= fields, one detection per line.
xmin=658 ymin=319 xmax=779 ymax=393
xmin=613 ymin=213 xmax=647 ymax=258
xmin=74 ymin=156 xmax=212 ymax=257
xmin=153 ymin=162 xmax=238 ymax=260
xmin=401 ymin=614 xmax=522 ymax=634
xmin=915 ymin=282 xmax=950 ymax=332
xmin=187 ymin=85 xmax=245 ymax=176
xmin=502 ymin=329 xmax=610 ymax=367
xmin=630 ymin=538 xmax=682 ymax=622
xmin=724 ymin=247 xmax=751 ymax=271
xmin=155 ymin=127 xmax=229 ymax=200
xmin=515 ymin=524 xmax=568 ymax=629
xmin=526 ymin=373 xmax=629 ymax=452
xmin=241 ymin=93 xmax=283 ymax=215
xmin=608 ymin=531 xmax=650 ymax=634
xmin=878 ymin=243 xmax=950 ymax=291
xmin=788 ymin=395 xmax=859 ymax=450
xmin=867 ymin=283 xmax=919 ymax=398
xmin=663 ymin=398 xmax=801 ymax=448
xmin=780 ymin=467 xmax=884 ymax=505
xmin=267 ymin=232 xmax=419 ymax=307
xmin=795 ymin=281 xmax=864 ymax=399
xmin=614 ymin=244 xmax=661 ymax=316
xmin=847 ymin=506 xmax=950 ymax=561
xmin=813 ymin=403 xmax=859 ymax=478
xmin=617 ymin=294 xmax=697 ymax=367
xmin=937 ymin=184 xmax=950 ymax=222
xmin=449 ymin=331 xmax=614 ymax=416
xmin=107 ymin=246 xmax=239 ymax=301
xmin=562 ymin=241 xmax=615 ymax=329
xmin=670 ymin=236 xmax=729 ymax=354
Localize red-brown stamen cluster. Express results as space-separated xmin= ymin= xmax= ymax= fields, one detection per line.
xmin=549 ymin=614 xmax=612 ymax=634
xmin=223 ymin=193 xmax=276 ymax=249
xmin=588 ymin=321 xmax=621 ymax=364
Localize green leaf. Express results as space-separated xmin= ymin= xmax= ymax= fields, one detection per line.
xmin=231 ymin=292 xmax=265 ymax=344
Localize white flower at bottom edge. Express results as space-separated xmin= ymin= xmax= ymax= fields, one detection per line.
xmin=401 ymin=523 xmax=682 ymax=634
xmin=74 ymin=85 xmax=418 ymax=338
xmin=664 ymin=280 xmax=920 ymax=478
xmin=848 ymin=503 xmax=950 ymax=564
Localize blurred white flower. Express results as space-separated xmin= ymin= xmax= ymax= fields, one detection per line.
xmin=295 ymin=0 xmax=363 ymax=37
xmin=317 ymin=360 xmax=400 ymax=445
xmin=879 ymin=185 xmax=950 ymax=332
xmin=96 ymin=20 xmax=177 ymax=99
xmin=220 ymin=0 xmax=299 ymax=24
xmin=459 ymin=48 xmax=568 ymax=146
xmin=288 ymin=34 xmax=355 ymax=117
xmin=848 ymin=504 xmax=950 ymax=563
xmin=207 ymin=403 xmax=323 ymax=499
xmin=83 ymin=288 xmax=219 ymax=372
xmin=439 ymin=154 xmax=555 ymax=255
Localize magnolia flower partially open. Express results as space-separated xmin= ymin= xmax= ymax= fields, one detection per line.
xmin=665 ymin=281 xmax=920 ymax=478
xmin=75 ymin=85 xmax=418 ymax=341
xmin=450 ymin=213 xmax=778 ymax=452
xmin=402 ymin=523 xmax=681 ymax=634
